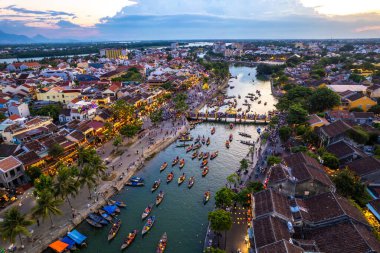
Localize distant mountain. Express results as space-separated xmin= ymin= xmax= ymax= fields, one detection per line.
xmin=0 ymin=30 xmax=77 ymax=44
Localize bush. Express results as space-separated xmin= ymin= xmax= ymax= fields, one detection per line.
xmin=322 ymin=152 xmax=339 ymax=169
xmin=348 ymin=127 xmax=370 ymax=144
xmin=279 ymin=126 xmax=292 ymax=142
xmin=267 ymin=155 xmax=282 ymax=166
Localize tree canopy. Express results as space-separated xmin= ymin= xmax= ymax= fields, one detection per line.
xmin=308 ymin=87 xmax=340 ymax=113
xmin=287 ymin=103 xmax=309 ymax=125
xmin=215 ymin=187 xmax=236 ymax=208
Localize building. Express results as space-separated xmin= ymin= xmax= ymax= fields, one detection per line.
xmin=336 ymin=91 xmax=377 ymax=112
xmin=36 ymin=87 xmax=81 ymax=104
xmin=212 ymin=42 xmax=226 ymax=54
xmin=6 ymin=62 xmax=41 ymax=72
xmin=318 ymin=120 xmax=352 ymax=145
xmin=0 ymin=156 xmax=26 ymax=188
xmin=99 ymin=48 xmax=128 ymax=60
xmin=171 ymin=42 xmax=179 ymax=50
xmin=366 ymin=84 xmax=380 ymax=98
xmin=8 ymin=102 xmax=30 ymax=118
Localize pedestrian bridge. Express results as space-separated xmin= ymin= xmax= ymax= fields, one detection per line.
xmin=186 ymin=111 xmax=277 ymax=125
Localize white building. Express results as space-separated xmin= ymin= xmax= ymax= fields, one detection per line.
xmin=8 ymin=102 xmax=30 ymax=118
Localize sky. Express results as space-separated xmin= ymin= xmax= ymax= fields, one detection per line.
xmin=0 ymin=0 xmax=380 ymax=40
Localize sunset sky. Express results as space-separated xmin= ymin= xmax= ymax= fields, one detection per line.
xmin=0 ymin=0 xmax=380 ymax=40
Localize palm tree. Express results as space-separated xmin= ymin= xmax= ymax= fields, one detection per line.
xmin=208 ymin=209 xmax=232 ymax=249
xmin=32 ymin=191 xmax=63 ymax=227
xmin=0 ymin=207 xmax=34 ymax=247
xmin=54 ymin=165 xmax=79 ymax=209
xmin=78 ymin=165 xmax=98 ymax=198
xmin=77 ymin=147 xmax=106 ymax=179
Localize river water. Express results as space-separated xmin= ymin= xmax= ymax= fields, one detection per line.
xmin=77 ymin=66 xmax=275 ymax=253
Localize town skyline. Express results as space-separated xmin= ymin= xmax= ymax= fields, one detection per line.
xmin=1 ymin=0 xmax=380 ymax=41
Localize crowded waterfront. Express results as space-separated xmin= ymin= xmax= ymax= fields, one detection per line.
xmin=65 ymin=65 xmax=276 ymax=253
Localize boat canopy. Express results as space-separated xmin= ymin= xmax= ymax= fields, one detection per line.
xmin=60 ymin=236 xmax=76 ymax=249
xmin=49 ymin=240 xmax=69 ymax=253
xmin=67 ymin=229 xmax=87 ymax=244
xmin=103 ymin=205 xmax=117 ymax=214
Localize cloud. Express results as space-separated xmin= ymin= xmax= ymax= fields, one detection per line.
xmin=4 ymin=5 xmax=75 ymax=17
xmin=299 ymin=0 xmax=380 ymax=16
xmin=56 ymin=20 xmax=80 ymax=28
xmin=355 ymin=25 xmax=380 ymax=33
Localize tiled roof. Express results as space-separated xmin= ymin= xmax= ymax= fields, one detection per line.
xmin=303 ymin=220 xmax=380 ymax=253
xmin=320 ymin=120 xmax=351 ymax=138
xmin=326 ymin=141 xmax=356 ymax=159
xmin=268 ymin=165 xmax=288 ymax=184
xmin=351 ymin=112 xmax=374 ymax=119
xmin=254 ymin=189 xmax=291 ymax=219
xmin=346 ymin=92 xmax=365 ymax=101
xmin=17 ymin=151 xmax=41 ymax=167
xmin=254 ymin=216 xmax=291 ymax=248
xmin=258 ymin=240 xmax=304 ymax=253
xmin=346 ymin=157 xmax=380 ymax=177
xmin=0 ymin=156 xmax=22 ymax=172
xmin=0 ymin=144 xmax=18 ymax=157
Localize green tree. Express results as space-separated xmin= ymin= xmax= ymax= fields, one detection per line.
xmin=0 ymin=207 xmax=34 ymax=246
xmin=173 ymin=93 xmax=189 ymax=113
xmin=161 ymin=82 xmax=173 ymax=91
xmin=267 ymin=155 xmax=282 ymax=166
xmin=204 ymin=247 xmax=226 ymax=253
xmin=103 ymin=122 xmax=113 ymax=137
xmin=111 ymin=100 xmax=135 ymax=122
xmin=287 ymin=104 xmax=309 ymax=125
xmin=78 ymin=166 xmax=98 ymax=198
xmin=349 ymin=107 xmax=364 ymax=112
xmin=226 ymin=173 xmax=239 ymax=187
xmin=54 ymin=165 xmax=79 ymax=209
xmin=321 ymin=152 xmax=339 ymax=169
xmin=77 ymin=147 xmax=106 ymax=178
xmin=25 ymin=166 xmax=42 ymax=183
xmin=120 ymin=124 xmax=141 ymax=138
xmin=348 ymin=127 xmax=370 ymax=144
xmin=0 ymin=113 xmax=6 ymax=121
xmin=349 ymin=73 xmax=366 ymax=83
xmin=246 ymin=181 xmax=264 ymax=193
xmin=279 ymin=126 xmax=292 ymax=142
xmin=150 ymin=109 xmax=163 ymax=125
xmin=32 ymin=191 xmax=63 ymax=227
xmin=240 ymin=159 xmax=249 ymax=171
xmin=369 ymin=104 xmax=380 ymax=114
xmin=333 ymin=168 xmax=371 ymax=207
xmin=30 ymin=104 xmax=63 ymax=121
xmin=208 ymin=209 xmax=232 ymax=249
xmin=34 ymin=174 xmax=53 ymax=196
xmin=113 ymin=135 xmax=122 ymax=151
xmin=309 ymin=87 xmax=341 ymax=113
xmin=215 ymin=187 xmax=236 ymax=208
xmin=48 ymin=143 xmax=64 ymax=159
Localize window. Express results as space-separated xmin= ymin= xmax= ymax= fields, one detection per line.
xmin=47 ymin=96 xmax=50 ymax=99
xmin=62 ymin=94 xmax=65 ymax=98
xmin=52 ymin=96 xmax=55 ymax=99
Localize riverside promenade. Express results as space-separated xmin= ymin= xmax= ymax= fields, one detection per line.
xmin=1 ymin=117 xmax=189 ymax=253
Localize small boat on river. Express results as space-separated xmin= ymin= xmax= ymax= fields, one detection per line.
xmin=264 ymin=102 xmax=267 ymax=106
xmin=229 ymin=134 xmax=233 ymax=142
xmin=176 ymin=143 xmax=189 ymax=148
xmin=88 ymin=213 xmax=108 ymax=225
xmin=130 ymin=177 xmax=144 ymax=183
xmin=201 ymin=136 xmax=206 ymax=144
xmin=210 ymin=151 xmax=218 ymax=160
xmin=126 ymin=181 xmax=144 ymax=187
xmin=238 ymin=132 xmax=252 ymax=138
xmin=172 ymin=157 xmax=179 ymax=166
xmin=141 ymin=204 xmax=153 ymax=220
xmin=229 ymin=123 xmax=234 ymax=129
xmin=166 ymin=172 xmax=174 ymax=183
xmin=206 ymin=137 xmax=210 ymax=146
xmin=179 ymin=159 xmax=185 ymax=169
xmin=238 ymin=95 xmax=241 ymax=99
xmin=121 ymin=229 xmax=138 ymax=250
xmin=203 ymin=152 xmax=209 ymax=160
xmin=86 ymin=218 xmax=102 ymax=228
xmin=191 ymin=151 xmax=198 ymax=159
xmin=195 ymin=136 xmax=200 ymax=143
xmin=160 ymin=162 xmax=168 ymax=172
xmin=142 ymin=216 xmax=155 ymax=236
xmin=225 ymin=140 xmax=230 ymax=149
xmin=198 ymin=152 xmax=204 ymax=160
xmin=211 ymin=127 xmax=216 ymax=135
xmin=178 ymin=173 xmax=186 ymax=185
xmin=151 ymin=179 xmax=161 ymax=192
xmin=201 ymin=159 xmax=208 ymax=168
xmin=203 ymin=191 xmax=211 ymax=205
xmin=178 ymin=136 xmax=193 ymax=142
xmin=186 ymin=145 xmax=193 ymax=153
xmin=156 ymin=191 xmax=165 ymax=206
xmin=202 ymin=167 xmax=209 ymax=177
xmin=108 ymin=200 xmax=127 ymax=208
xmin=108 ymin=219 xmax=121 ymax=241
xmin=193 ymin=144 xmax=201 ymax=150
xmin=156 ymin=232 xmax=168 ymax=253
xmin=188 ymin=177 xmax=195 ymax=189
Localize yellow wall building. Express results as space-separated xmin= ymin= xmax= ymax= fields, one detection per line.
xmin=335 ymin=93 xmax=377 ymax=112
xmin=100 ymin=48 xmax=128 ymax=60
xmin=36 ymin=87 xmax=81 ymax=104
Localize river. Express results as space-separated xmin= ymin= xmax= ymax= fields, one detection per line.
xmin=76 ymin=65 xmax=276 ymax=253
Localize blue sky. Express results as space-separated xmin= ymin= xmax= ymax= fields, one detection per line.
xmin=0 ymin=0 xmax=380 ymax=40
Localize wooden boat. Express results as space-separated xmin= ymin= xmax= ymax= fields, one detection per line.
xmin=229 ymin=123 xmax=234 ymax=129
xmin=211 ymin=127 xmax=216 ymax=135
xmin=258 ymin=100 xmax=262 ymax=104
xmin=178 ymin=174 xmax=186 ymax=185
xmin=160 ymin=162 xmax=168 ymax=172
xmin=178 ymin=136 xmax=193 ymax=142
xmin=264 ymin=102 xmax=267 ymax=106
xmin=86 ymin=218 xmax=102 ymax=228
xmin=142 ymin=216 xmax=155 ymax=236
xmin=97 ymin=210 xmax=112 ymax=221
xmin=195 ymin=136 xmax=200 ymax=143
xmin=225 ymin=140 xmax=230 ymax=149
xmin=198 ymin=152 xmax=204 ymax=160
xmin=126 ymin=181 xmax=144 ymax=187
xmin=179 ymin=159 xmax=185 ymax=169
xmin=210 ymin=151 xmax=218 ymax=160
xmin=201 ymin=136 xmax=206 ymax=144
xmin=88 ymin=213 xmax=108 ymax=225
xmin=121 ymin=229 xmax=138 ymax=250
xmin=191 ymin=151 xmax=198 ymax=159
xmin=202 ymin=167 xmax=209 ymax=177
xmin=156 ymin=191 xmax=165 ymax=206
xmin=206 ymin=137 xmax=210 ymax=146
xmin=176 ymin=143 xmax=189 ymax=148
xmin=238 ymin=95 xmax=241 ymax=99
xmin=166 ymin=172 xmax=174 ymax=183
xmin=229 ymin=134 xmax=233 ymax=142
xmin=193 ymin=144 xmax=201 ymax=150
xmin=203 ymin=191 xmax=211 ymax=205
xmin=238 ymin=132 xmax=252 ymax=138
xmin=188 ymin=177 xmax=195 ymax=189
xmin=130 ymin=176 xmax=144 ymax=183
xmin=186 ymin=145 xmax=193 ymax=153
xmin=172 ymin=157 xmax=179 ymax=166
xmin=201 ymin=159 xmax=208 ymax=168
xmin=203 ymin=152 xmax=209 ymax=160
xmin=141 ymin=204 xmax=153 ymax=220
xmin=151 ymin=179 xmax=161 ymax=192
xmin=108 ymin=219 xmax=121 ymax=241
xmin=109 ymin=200 xmax=127 ymax=208
xmin=156 ymin=232 xmax=167 ymax=253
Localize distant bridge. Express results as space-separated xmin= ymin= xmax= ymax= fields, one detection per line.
xmin=186 ymin=112 xmax=276 ymax=125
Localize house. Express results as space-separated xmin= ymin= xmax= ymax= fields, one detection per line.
xmin=0 ymin=156 xmax=26 ymax=188
xmin=253 ymin=215 xmax=292 ymax=249
xmin=336 ymin=92 xmax=376 ymax=112
xmin=307 ymin=114 xmax=329 ymax=129
xmin=6 ymin=62 xmax=41 ymax=72
xmin=346 ymin=157 xmax=380 ymax=183
xmin=351 ymin=112 xmax=374 ymax=125
xmin=36 ymin=86 xmax=81 ymax=104
xmin=102 ymin=82 xmax=122 ymax=98
xmin=269 ymin=152 xmax=335 ymax=197
xmin=8 ymin=102 xmax=30 ymax=118
xmin=366 ymin=84 xmax=380 ymax=98
xmin=257 ymin=239 xmax=305 ymax=253
xmin=252 ymin=189 xmax=292 ymax=221
xmin=0 ymin=144 xmax=20 ymax=159
xmin=326 ymin=140 xmax=365 ymax=165
xmin=325 ymin=110 xmax=354 ymax=122
xmin=318 ymin=120 xmax=352 ymax=145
